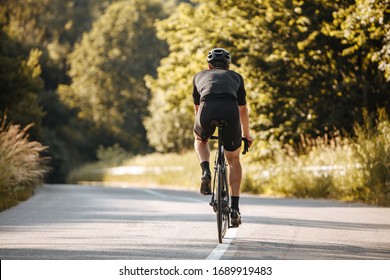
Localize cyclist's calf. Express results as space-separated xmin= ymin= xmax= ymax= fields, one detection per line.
xmin=224 ymin=149 xmax=242 ymax=197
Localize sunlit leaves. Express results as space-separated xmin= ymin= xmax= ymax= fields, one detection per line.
xmin=147 ymin=0 xmax=389 ymax=154
xmin=326 ymin=0 xmax=390 ymax=80
xmin=59 ymin=0 xmax=167 ymax=152
xmin=0 ymin=29 xmax=44 ymax=133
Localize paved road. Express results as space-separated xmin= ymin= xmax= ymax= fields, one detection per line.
xmin=0 ymin=184 xmax=389 ymax=260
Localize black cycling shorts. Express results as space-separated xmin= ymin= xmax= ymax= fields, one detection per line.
xmin=194 ymin=98 xmax=242 ymax=151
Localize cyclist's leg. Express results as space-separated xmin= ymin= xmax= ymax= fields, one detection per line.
xmin=224 ymin=148 xmax=242 ymax=197
xmin=193 ymin=102 xmax=212 ymax=165
xmin=221 ymin=101 xmax=242 ymax=198
xmin=221 ymin=102 xmax=243 ymax=226
xmin=194 ymin=102 xmax=215 ymax=195
xmin=194 ymin=132 xmax=210 ymax=163
xmin=225 ymin=148 xmax=242 ymax=226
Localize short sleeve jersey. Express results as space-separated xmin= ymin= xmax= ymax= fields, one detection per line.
xmin=192 ymin=69 xmax=247 ymax=106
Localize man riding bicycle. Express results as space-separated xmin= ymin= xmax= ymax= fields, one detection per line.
xmin=192 ymin=48 xmax=253 ymax=227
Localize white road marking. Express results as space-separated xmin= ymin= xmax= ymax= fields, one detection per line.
xmin=206 ymin=227 xmax=238 ymax=260
xmin=142 ymin=187 xmax=237 ymax=259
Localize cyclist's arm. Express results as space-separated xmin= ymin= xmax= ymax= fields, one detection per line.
xmin=194 ymin=104 xmax=199 ymax=115
xmin=192 ymin=75 xmax=200 ymax=115
xmin=239 ymin=105 xmax=253 ymax=146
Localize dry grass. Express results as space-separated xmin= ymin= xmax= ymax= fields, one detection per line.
xmin=0 ymin=115 xmax=49 ymax=210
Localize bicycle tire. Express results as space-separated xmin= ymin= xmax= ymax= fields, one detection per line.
xmin=217 ymin=164 xmax=229 ymax=243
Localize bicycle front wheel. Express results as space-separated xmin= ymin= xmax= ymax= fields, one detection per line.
xmin=216 ymin=164 xmax=229 ymax=243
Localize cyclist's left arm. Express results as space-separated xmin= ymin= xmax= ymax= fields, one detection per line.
xmin=237 ymin=75 xmax=253 ymax=147
xmin=239 ymin=105 xmax=253 ymax=146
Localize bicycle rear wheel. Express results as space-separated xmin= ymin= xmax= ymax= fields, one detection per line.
xmin=216 ymin=164 xmax=229 ymax=243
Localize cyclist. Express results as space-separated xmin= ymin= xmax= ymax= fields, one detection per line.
xmin=192 ymin=47 xmax=253 ymax=226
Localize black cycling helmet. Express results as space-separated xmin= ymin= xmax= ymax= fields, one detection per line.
xmin=207 ymin=48 xmax=231 ymax=65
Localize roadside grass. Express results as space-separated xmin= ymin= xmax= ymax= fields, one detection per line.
xmin=68 ymin=114 xmax=389 ymax=206
xmin=68 ymin=151 xmax=201 ymax=188
xmin=353 ymin=112 xmax=390 ymax=205
xmin=0 ymin=117 xmax=49 ymax=211
xmin=243 ymin=113 xmax=390 ymax=206
xmin=68 ymin=145 xmax=253 ymax=190
xmin=244 ymin=136 xmax=363 ymax=201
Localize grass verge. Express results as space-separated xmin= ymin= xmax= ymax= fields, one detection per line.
xmin=69 ymin=151 xmax=207 ymax=189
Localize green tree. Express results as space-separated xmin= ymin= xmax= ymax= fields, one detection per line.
xmin=323 ymin=0 xmax=390 ymax=120
xmin=241 ymin=0 xmax=389 ymax=150
xmin=145 ymin=0 xmax=251 ymax=152
xmin=146 ymin=0 xmax=389 ymax=154
xmin=0 ymin=28 xmax=44 ymax=136
xmin=59 ymin=0 xmax=168 ymax=152
xmin=0 ymin=0 xmax=122 ymax=181
xmin=1 ymin=0 xmax=177 ymax=181
xmin=1 ymin=0 xmax=118 ymax=88
xmin=327 ymin=0 xmax=390 ymax=81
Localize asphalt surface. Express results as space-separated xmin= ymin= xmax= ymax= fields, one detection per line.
xmin=1 ymin=184 xmax=390 ymax=260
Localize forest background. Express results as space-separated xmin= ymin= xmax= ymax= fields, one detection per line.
xmin=1 ymin=0 xmax=389 ymax=209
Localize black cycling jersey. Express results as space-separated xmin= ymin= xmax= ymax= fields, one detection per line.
xmin=192 ymin=69 xmax=246 ymax=106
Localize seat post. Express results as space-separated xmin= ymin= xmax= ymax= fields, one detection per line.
xmin=209 ymin=120 xmax=228 ymax=163
xmin=217 ymin=125 xmax=224 ymax=164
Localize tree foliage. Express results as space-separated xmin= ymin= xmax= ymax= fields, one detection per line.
xmin=0 ymin=0 xmax=176 ymax=182
xmin=0 ymin=0 xmax=122 ymax=181
xmin=1 ymin=0 xmax=117 ymax=86
xmin=0 ymin=27 xmax=44 ymax=136
xmin=327 ymin=0 xmax=390 ymax=81
xmin=1 ymin=0 xmax=388 ymax=183
xmin=59 ymin=0 xmax=168 ymax=152
xmin=146 ymin=0 xmax=389 ymax=155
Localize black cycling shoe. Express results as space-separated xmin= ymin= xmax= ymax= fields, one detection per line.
xmin=231 ymin=209 xmax=242 ymax=227
xmin=200 ymin=171 xmax=212 ymax=195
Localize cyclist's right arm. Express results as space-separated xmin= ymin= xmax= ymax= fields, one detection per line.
xmin=194 ymin=104 xmax=199 ymax=115
xmin=193 ymin=75 xmax=201 ymax=115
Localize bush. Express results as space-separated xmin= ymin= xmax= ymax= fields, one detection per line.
xmin=354 ymin=112 xmax=390 ymax=206
xmin=245 ymin=113 xmax=390 ymax=206
xmin=96 ymin=144 xmax=132 ymax=166
xmin=0 ymin=115 xmax=49 ymax=210
xmin=247 ymin=132 xmax=357 ymax=198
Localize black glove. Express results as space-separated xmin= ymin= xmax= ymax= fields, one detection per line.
xmin=242 ymin=138 xmax=249 ymax=155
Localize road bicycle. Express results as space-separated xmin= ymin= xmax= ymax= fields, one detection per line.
xmin=209 ymin=120 xmax=249 ymax=243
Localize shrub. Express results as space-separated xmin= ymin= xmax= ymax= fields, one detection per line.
xmin=245 ymin=113 xmax=390 ymax=206
xmin=0 ymin=115 xmax=49 ymax=210
xmin=354 ymin=112 xmax=390 ymax=206
xmin=96 ymin=144 xmax=132 ymax=166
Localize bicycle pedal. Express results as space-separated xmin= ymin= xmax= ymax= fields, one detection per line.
xmin=209 ymin=202 xmax=217 ymax=213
